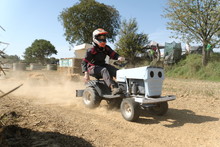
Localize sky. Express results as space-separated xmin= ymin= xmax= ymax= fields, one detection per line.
xmin=0 ymin=0 xmax=176 ymax=59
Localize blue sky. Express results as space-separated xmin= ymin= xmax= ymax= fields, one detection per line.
xmin=0 ymin=0 xmax=175 ymax=59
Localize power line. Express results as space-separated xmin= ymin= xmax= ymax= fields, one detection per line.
xmin=0 ymin=25 xmax=5 ymax=31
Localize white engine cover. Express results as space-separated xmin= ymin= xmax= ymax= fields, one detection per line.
xmin=116 ymin=66 xmax=165 ymax=97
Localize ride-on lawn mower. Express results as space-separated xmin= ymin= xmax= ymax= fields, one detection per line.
xmin=76 ymin=63 xmax=176 ymax=122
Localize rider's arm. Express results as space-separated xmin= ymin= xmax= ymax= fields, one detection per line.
xmin=105 ymin=45 xmax=120 ymax=60
xmin=105 ymin=45 xmax=125 ymax=61
xmin=81 ymin=48 xmax=94 ymax=73
xmin=81 ymin=58 xmax=89 ymax=73
xmin=81 ymin=49 xmax=94 ymax=82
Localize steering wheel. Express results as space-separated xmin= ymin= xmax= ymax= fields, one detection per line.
xmin=113 ymin=60 xmax=128 ymax=67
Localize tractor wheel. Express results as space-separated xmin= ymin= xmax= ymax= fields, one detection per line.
xmin=148 ymin=102 xmax=168 ymax=116
xmin=120 ymin=98 xmax=140 ymax=122
xmin=83 ymin=87 xmax=101 ymax=109
xmin=107 ymin=98 xmax=122 ymax=109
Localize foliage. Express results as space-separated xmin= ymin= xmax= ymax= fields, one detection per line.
xmin=23 ymin=39 xmax=57 ymax=65
xmin=115 ymin=18 xmax=149 ymax=67
xmin=0 ymin=55 xmax=20 ymax=64
xmin=165 ymin=53 xmax=220 ymax=82
xmin=59 ymin=0 xmax=120 ymax=45
xmin=46 ymin=57 xmax=59 ymax=64
xmin=163 ymin=0 xmax=220 ymax=65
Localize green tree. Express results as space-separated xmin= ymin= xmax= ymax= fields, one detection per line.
xmin=23 ymin=39 xmax=57 ymax=65
xmin=115 ymin=18 xmax=149 ymax=67
xmin=163 ymin=0 xmax=220 ymax=66
xmin=46 ymin=57 xmax=59 ymax=64
xmin=1 ymin=55 xmax=20 ymax=63
xmin=59 ymin=0 xmax=120 ymax=45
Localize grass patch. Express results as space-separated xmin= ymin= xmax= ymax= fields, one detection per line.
xmin=165 ymin=53 xmax=220 ymax=82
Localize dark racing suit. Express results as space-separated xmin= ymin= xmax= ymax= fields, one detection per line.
xmin=81 ymin=43 xmax=120 ymax=87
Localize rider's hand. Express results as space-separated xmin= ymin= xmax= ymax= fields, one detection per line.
xmin=84 ymin=72 xmax=90 ymax=83
xmin=118 ymin=56 xmax=125 ymax=62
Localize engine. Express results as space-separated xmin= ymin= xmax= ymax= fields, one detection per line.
xmin=116 ymin=66 xmax=164 ymax=98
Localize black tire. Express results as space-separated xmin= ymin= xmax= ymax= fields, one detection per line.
xmin=148 ymin=102 xmax=168 ymax=116
xmin=107 ymin=99 xmax=122 ymax=109
xmin=120 ymin=98 xmax=140 ymax=122
xmin=83 ymin=87 xmax=101 ymax=109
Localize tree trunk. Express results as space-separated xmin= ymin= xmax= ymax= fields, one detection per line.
xmin=130 ymin=57 xmax=136 ymax=68
xmin=202 ymin=45 xmax=208 ymax=66
xmin=207 ymin=50 xmax=211 ymax=59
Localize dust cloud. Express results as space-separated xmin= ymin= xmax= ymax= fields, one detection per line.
xmin=1 ymin=70 xmax=119 ymax=115
xmin=0 ymin=70 xmax=85 ymax=106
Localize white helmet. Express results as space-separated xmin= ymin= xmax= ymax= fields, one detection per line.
xmin=149 ymin=41 xmax=158 ymax=47
xmin=93 ymin=28 xmax=108 ymax=47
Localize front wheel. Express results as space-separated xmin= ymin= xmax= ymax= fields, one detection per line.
xmin=83 ymin=87 xmax=101 ymax=109
xmin=120 ymin=98 xmax=140 ymax=122
xmin=148 ymin=102 xmax=168 ymax=116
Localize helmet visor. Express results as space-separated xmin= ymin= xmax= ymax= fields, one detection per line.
xmin=96 ymin=34 xmax=107 ymax=40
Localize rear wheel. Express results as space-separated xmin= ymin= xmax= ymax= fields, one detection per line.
xmin=148 ymin=102 xmax=168 ymax=116
xmin=83 ymin=87 xmax=101 ymax=109
xmin=120 ymin=98 xmax=140 ymax=122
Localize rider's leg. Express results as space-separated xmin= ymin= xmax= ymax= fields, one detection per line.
xmin=104 ymin=64 xmax=118 ymax=78
xmin=100 ymin=65 xmax=121 ymax=94
xmin=90 ymin=66 xmax=121 ymax=94
xmin=89 ymin=66 xmax=113 ymax=86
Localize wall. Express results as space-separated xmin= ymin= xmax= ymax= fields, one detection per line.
xmin=59 ymin=58 xmax=73 ymax=67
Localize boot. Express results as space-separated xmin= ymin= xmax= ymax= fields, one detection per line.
xmin=111 ymin=85 xmax=122 ymax=95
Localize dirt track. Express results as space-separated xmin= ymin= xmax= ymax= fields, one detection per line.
xmin=0 ymin=70 xmax=220 ymax=146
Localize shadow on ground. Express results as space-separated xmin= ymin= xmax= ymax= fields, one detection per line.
xmin=138 ymin=108 xmax=219 ymax=127
xmin=0 ymin=111 xmax=93 ymax=147
xmin=0 ymin=125 xmax=93 ymax=147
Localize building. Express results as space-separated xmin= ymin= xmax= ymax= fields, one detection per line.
xmin=58 ymin=43 xmax=92 ymax=75
xmin=58 ymin=43 xmax=110 ymax=75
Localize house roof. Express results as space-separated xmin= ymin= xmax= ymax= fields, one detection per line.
xmin=73 ymin=43 xmax=93 ymax=51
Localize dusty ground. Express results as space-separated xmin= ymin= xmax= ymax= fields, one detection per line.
xmin=0 ymin=70 xmax=220 ymax=147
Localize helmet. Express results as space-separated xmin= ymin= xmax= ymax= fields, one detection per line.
xmin=93 ymin=28 xmax=108 ymax=47
xmin=149 ymin=41 xmax=159 ymax=51
xmin=149 ymin=41 xmax=158 ymax=47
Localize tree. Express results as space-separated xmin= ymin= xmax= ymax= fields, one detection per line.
xmin=0 ymin=55 xmax=20 ymax=64
xmin=163 ymin=0 xmax=220 ymax=66
xmin=58 ymin=0 xmax=120 ymax=45
xmin=115 ymin=18 xmax=149 ymax=67
xmin=23 ymin=39 xmax=57 ymax=65
xmin=46 ymin=57 xmax=59 ymax=64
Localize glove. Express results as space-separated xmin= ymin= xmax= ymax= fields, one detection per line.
xmin=84 ymin=72 xmax=90 ymax=83
xmin=118 ymin=56 xmax=125 ymax=62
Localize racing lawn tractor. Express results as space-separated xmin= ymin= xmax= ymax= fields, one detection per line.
xmin=76 ymin=65 xmax=176 ymax=122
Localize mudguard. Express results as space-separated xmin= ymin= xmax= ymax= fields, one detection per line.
xmin=86 ymin=80 xmax=111 ymax=96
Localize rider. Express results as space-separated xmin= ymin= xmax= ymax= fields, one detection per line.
xmin=148 ymin=41 xmax=159 ymax=60
xmin=81 ymin=28 xmax=125 ymax=95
